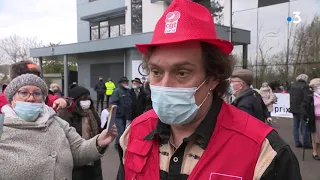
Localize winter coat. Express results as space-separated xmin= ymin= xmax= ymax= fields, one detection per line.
xmin=289 ymin=80 xmax=311 ymax=114
xmin=130 ymin=87 xmax=147 ymax=120
xmin=110 ymin=86 xmax=132 ymax=120
xmin=231 ymin=88 xmax=265 ymax=122
xmin=94 ymin=81 xmax=106 ymax=96
xmin=0 ymin=104 xmax=103 ymax=180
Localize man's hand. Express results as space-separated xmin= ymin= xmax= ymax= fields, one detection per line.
xmin=52 ymin=98 xmax=67 ymax=110
xmin=267 ymin=117 xmax=272 ymax=124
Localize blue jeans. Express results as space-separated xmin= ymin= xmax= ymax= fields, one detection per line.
xmin=115 ymin=117 xmax=126 ymax=148
xmin=293 ymin=114 xmax=310 ymax=146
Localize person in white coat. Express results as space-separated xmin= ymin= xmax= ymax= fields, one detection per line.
xmin=0 ymin=73 xmax=117 ymax=180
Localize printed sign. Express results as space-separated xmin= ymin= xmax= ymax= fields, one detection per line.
xmin=132 ymin=60 xmax=148 ymax=80
xmin=271 ymin=93 xmax=293 ymax=118
xmin=164 ymin=11 xmax=181 ymax=34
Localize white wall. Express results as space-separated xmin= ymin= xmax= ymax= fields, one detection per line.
xmin=142 ymin=1 xmax=167 ymax=33
xmin=125 ymin=0 xmax=132 ymax=35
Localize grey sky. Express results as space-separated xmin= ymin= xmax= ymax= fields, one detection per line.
xmin=0 ymin=0 xmax=77 ymax=45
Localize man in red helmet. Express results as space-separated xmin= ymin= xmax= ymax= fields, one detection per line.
xmin=117 ymin=0 xmax=301 ymax=180
xmin=0 ymin=60 xmax=74 ymax=113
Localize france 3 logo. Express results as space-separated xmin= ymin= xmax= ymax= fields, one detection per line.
xmin=287 ymin=12 xmax=301 ymax=24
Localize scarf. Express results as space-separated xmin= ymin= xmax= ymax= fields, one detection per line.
xmin=81 ymin=109 xmax=100 ymax=140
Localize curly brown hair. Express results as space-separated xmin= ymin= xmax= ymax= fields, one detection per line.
xmin=141 ymin=42 xmax=235 ymax=97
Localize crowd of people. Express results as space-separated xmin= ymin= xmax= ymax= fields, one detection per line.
xmin=2 ymin=0 xmax=320 ymax=179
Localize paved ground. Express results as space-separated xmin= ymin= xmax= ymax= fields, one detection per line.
xmin=100 ymin=117 xmax=320 ymax=180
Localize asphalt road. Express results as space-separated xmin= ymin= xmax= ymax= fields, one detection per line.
xmin=100 ymin=117 xmax=320 ymax=180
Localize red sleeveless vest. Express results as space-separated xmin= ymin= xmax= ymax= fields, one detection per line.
xmin=124 ymin=102 xmax=273 ymax=180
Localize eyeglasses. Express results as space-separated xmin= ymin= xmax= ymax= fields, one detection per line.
xmin=229 ymin=80 xmax=243 ymax=84
xmin=17 ymin=90 xmax=42 ymax=100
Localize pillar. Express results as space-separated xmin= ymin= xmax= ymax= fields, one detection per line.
xmin=38 ymin=57 xmax=43 ymax=77
xmin=63 ymin=55 xmax=69 ymax=97
xmin=242 ymin=44 xmax=248 ymax=69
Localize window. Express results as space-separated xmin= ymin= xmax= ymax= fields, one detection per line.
xmin=120 ymin=24 xmax=126 ymax=36
xmin=100 ymin=21 xmax=109 ymax=39
xmin=90 ymin=22 xmax=99 ymax=40
xmin=90 ymin=16 xmax=126 ymax=40
xmin=131 ymin=0 xmax=142 ymax=34
xmin=110 ymin=25 xmax=120 ymax=37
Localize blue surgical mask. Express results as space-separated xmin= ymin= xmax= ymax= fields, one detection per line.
xmin=132 ymin=85 xmax=137 ymax=89
xmin=150 ymin=79 xmax=209 ymax=125
xmin=14 ymin=102 xmax=43 ymax=122
xmin=124 ymin=85 xmax=130 ymax=89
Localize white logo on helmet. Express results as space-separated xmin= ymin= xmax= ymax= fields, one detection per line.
xmin=164 ymin=11 xmax=181 ymax=34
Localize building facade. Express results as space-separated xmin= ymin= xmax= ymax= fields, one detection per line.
xmin=30 ymin=0 xmax=250 ymax=98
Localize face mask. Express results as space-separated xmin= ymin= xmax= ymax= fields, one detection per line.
xmin=99 ymin=79 xmax=103 ymax=81
xmin=150 ymin=79 xmax=209 ymax=125
xmin=317 ymin=89 xmax=320 ymax=95
xmin=227 ymin=86 xmax=234 ymax=95
xmin=132 ymin=85 xmax=138 ymax=89
xmin=14 ymin=102 xmax=43 ymax=122
xmin=123 ymin=85 xmax=130 ymax=89
xmin=80 ymin=100 xmax=91 ymax=110
xmin=230 ymin=84 xmax=242 ymax=95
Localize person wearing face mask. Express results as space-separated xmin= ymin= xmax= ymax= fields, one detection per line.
xmin=130 ymin=78 xmax=147 ymax=120
xmin=110 ymin=76 xmax=132 ymax=150
xmin=301 ymin=78 xmax=320 ymax=161
xmin=0 ymin=74 xmax=118 ymax=180
xmin=0 ymin=60 xmax=75 ymax=114
xmin=116 ymin=1 xmax=301 ymax=180
xmin=68 ymin=85 xmax=103 ymax=180
xmin=229 ymin=69 xmax=265 ymax=122
xmin=94 ymin=76 xmax=106 ymax=112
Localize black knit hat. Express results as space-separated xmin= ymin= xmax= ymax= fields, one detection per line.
xmin=10 ymin=60 xmax=41 ymax=80
xmin=69 ymin=86 xmax=90 ymax=101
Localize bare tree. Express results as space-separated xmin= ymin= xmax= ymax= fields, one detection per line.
xmin=210 ymin=0 xmax=224 ymax=24
xmin=0 ymin=34 xmax=42 ymax=64
xmin=260 ymin=15 xmax=320 ymax=85
xmin=289 ymin=15 xmax=320 ymax=79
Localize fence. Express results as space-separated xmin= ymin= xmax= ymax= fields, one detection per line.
xmin=234 ymin=61 xmax=320 ymax=88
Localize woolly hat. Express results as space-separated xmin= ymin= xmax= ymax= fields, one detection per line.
xmin=69 ymin=86 xmax=90 ymax=101
xmin=296 ymin=74 xmax=308 ymax=83
xmin=231 ymin=69 xmax=254 ymax=85
xmin=5 ymin=74 xmax=48 ymax=103
xmin=10 ymin=60 xmax=41 ymax=80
